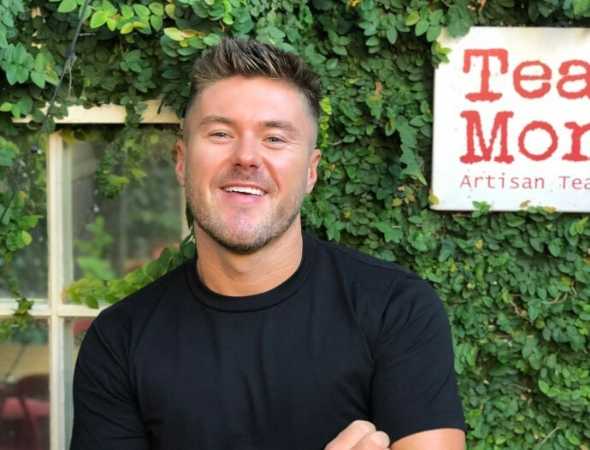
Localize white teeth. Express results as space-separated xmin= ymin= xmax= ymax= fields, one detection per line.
xmin=224 ymin=186 xmax=264 ymax=196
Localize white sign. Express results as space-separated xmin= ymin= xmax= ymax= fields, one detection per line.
xmin=432 ymin=27 xmax=590 ymax=212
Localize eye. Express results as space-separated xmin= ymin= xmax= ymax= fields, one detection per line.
xmin=208 ymin=130 xmax=232 ymax=141
xmin=266 ymin=135 xmax=286 ymax=145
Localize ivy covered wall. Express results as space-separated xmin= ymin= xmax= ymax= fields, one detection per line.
xmin=1 ymin=1 xmax=590 ymax=448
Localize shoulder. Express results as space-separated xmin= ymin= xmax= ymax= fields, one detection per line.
xmin=310 ymin=233 xmax=435 ymax=301
xmin=308 ymin=234 xmax=446 ymax=344
xmin=90 ymin=261 xmax=190 ymax=347
xmin=312 ymin=233 xmax=409 ymax=274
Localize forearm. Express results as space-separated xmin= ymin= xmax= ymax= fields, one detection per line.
xmin=390 ymin=429 xmax=466 ymax=450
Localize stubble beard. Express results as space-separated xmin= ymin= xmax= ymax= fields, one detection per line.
xmin=185 ymin=174 xmax=305 ymax=255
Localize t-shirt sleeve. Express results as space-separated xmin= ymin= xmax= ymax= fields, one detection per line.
xmin=70 ymin=317 xmax=148 ymax=450
xmin=370 ymin=275 xmax=465 ymax=443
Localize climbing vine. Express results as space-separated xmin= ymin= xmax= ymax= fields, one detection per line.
xmin=1 ymin=0 xmax=590 ymax=448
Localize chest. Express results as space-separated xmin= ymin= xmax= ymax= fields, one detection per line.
xmin=133 ymin=301 xmax=373 ymax=449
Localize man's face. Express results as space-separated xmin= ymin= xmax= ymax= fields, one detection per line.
xmin=176 ymin=76 xmax=321 ymax=254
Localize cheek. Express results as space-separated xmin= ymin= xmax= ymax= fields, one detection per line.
xmin=186 ymin=146 xmax=224 ymax=186
xmin=274 ymin=158 xmax=309 ymax=192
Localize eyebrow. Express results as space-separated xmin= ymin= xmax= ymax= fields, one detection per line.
xmin=198 ymin=116 xmax=299 ymax=135
xmin=262 ymin=120 xmax=299 ymax=135
xmin=198 ymin=115 xmax=235 ymax=128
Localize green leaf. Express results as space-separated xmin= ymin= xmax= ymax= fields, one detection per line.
xmin=2 ymin=64 xmax=15 ymax=85
xmin=21 ymin=230 xmax=32 ymax=246
xmin=203 ymin=33 xmax=221 ymax=47
xmin=90 ymin=10 xmax=108 ymax=28
xmin=415 ymin=19 xmax=429 ymax=36
xmin=405 ymin=10 xmax=420 ymax=26
xmin=447 ymin=2 xmax=473 ymax=37
xmin=57 ymin=0 xmax=77 ymax=13
xmin=149 ymin=2 xmax=164 ymax=15
xmin=133 ymin=4 xmax=150 ymax=19
xmin=569 ymin=217 xmax=588 ymax=236
xmin=101 ymin=0 xmax=117 ymax=15
xmin=164 ymin=3 xmax=175 ymax=18
xmin=573 ymin=0 xmax=590 ymax=15
xmin=538 ymin=380 xmax=551 ymax=395
xmin=0 ymin=145 xmax=16 ymax=166
xmin=30 ymin=71 xmax=45 ymax=88
xmin=385 ymin=27 xmax=397 ymax=44
xmin=15 ymin=66 xmax=29 ymax=83
xmin=332 ymin=46 xmax=347 ymax=56
xmin=106 ymin=16 xmax=118 ymax=31
xmin=426 ymin=25 xmax=441 ymax=42
xmin=438 ymin=240 xmax=456 ymax=262
xmin=164 ymin=27 xmax=184 ymax=41
xmin=149 ymin=14 xmax=162 ymax=30
xmin=121 ymin=4 xmax=133 ymax=18
xmin=120 ymin=21 xmax=135 ymax=34
xmin=548 ymin=239 xmax=562 ymax=257
xmin=12 ymin=96 xmax=32 ymax=117
xmin=144 ymin=260 xmax=162 ymax=279
xmin=400 ymin=146 xmax=426 ymax=184
xmin=366 ymin=36 xmax=379 ymax=47
xmin=374 ymin=222 xmax=402 ymax=243
xmin=430 ymin=9 xmax=444 ymax=25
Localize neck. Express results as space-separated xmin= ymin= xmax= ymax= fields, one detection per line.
xmin=194 ymin=220 xmax=304 ymax=296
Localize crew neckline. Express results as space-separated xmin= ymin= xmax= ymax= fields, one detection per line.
xmin=185 ymin=232 xmax=317 ymax=312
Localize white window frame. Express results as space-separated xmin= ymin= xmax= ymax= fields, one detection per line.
xmin=0 ymin=101 xmax=180 ymax=450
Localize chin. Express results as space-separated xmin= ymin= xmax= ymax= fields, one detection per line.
xmin=193 ymin=204 xmax=301 ymax=255
xmin=212 ymin=232 xmax=273 ymax=255
xmin=198 ymin=219 xmax=274 ymax=254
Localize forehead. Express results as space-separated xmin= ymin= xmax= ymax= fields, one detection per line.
xmin=185 ymin=76 xmax=316 ymax=136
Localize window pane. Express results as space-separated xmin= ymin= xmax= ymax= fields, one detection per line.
xmin=0 ymin=132 xmax=48 ymax=301
xmin=0 ymin=320 xmax=49 ymax=450
xmin=65 ymin=128 xmax=183 ymax=302
xmin=0 ymin=221 xmax=48 ymax=301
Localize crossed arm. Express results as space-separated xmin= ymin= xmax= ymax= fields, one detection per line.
xmin=325 ymin=420 xmax=465 ymax=450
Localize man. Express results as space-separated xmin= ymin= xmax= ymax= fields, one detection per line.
xmin=71 ymin=38 xmax=465 ymax=450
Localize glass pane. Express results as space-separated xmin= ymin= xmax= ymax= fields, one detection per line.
xmin=65 ymin=128 xmax=183 ymax=302
xmin=0 ymin=132 xmax=48 ymax=301
xmin=0 ymin=320 xmax=49 ymax=450
xmin=64 ymin=317 xmax=93 ymax=447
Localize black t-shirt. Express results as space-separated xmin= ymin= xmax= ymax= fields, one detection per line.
xmin=70 ymin=233 xmax=464 ymax=450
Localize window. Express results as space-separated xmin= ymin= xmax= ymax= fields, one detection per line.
xmin=0 ymin=102 xmax=181 ymax=450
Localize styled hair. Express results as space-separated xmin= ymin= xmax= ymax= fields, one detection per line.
xmin=185 ymin=38 xmax=321 ymax=122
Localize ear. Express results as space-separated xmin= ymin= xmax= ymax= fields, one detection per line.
xmin=305 ymin=149 xmax=321 ymax=194
xmin=175 ymin=139 xmax=186 ymax=187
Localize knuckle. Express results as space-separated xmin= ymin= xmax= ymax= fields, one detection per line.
xmin=350 ymin=419 xmax=376 ymax=434
xmin=368 ymin=430 xmax=390 ymax=448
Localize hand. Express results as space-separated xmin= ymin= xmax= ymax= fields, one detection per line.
xmin=325 ymin=420 xmax=390 ymax=450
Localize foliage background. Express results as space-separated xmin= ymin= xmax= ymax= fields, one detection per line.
xmin=1 ymin=0 xmax=589 ymax=448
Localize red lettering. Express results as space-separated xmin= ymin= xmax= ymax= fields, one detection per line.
xmin=513 ymin=61 xmax=551 ymax=99
xmin=460 ymin=111 xmax=514 ymax=164
xmin=463 ymin=49 xmax=509 ymax=102
xmin=518 ymin=121 xmax=558 ymax=161
xmin=557 ymin=60 xmax=590 ymax=99
xmin=563 ymin=122 xmax=590 ymax=161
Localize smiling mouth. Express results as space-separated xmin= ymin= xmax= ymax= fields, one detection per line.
xmin=222 ymin=186 xmax=266 ymax=196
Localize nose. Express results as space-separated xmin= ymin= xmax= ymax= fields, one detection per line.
xmin=231 ymin=134 xmax=261 ymax=169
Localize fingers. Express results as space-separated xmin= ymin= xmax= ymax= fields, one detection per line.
xmin=325 ymin=420 xmax=390 ymax=450
xmin=353 ymin=430 xmax=390 ymax=449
